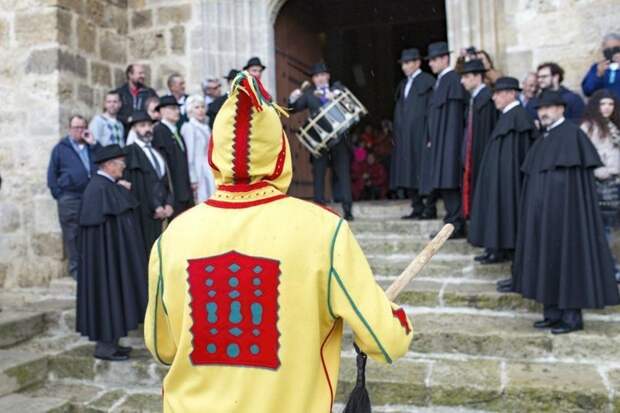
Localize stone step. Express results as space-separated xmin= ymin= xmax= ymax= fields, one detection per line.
xmin=0 ymin=394 xmax=71 ymax=413
xmin=350 ymin=219 xmax=445 ymax=235
xmin=0 ymin=350 xmax=48 ymax=397
xmin=368 ymin=255 xmax=507 ymax=279
xmin=0 ymin=311 xmax=47 ymax=349
xmin=337 ymin=354 xmax=618 ymax=412
xmin=359 ymin=237 xmax=477 ymax=255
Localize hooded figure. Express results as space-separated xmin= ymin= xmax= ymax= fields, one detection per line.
xmin=144 ymin=71 xmax=413 ymax=413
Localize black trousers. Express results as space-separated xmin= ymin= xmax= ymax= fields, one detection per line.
xmin=411 ymin=189 xmax=438 ymax=215
xmin=543 ymin=305 xmax=583 ymax=328
xmin=57 ymin=194 xmax=82 ymax=279
xmin=313 ymin=139 xmax=352 ymax=208
xmin=425 ymin=189 xmax=464 ymax=229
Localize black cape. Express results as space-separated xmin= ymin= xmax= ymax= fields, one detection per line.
xmin=512 ymin=120 xmax=620 ymax=309
xmin=466 ymin=86 xmax=499 ymax=187
xmin=76 ymin=174 xmax=148 ymax=342
xmin=390 ymin=71 xmax=434 ymax=190
xmin=123 ymin=143 xmax=173 ymax=256
xmin=153 ymin=122 xmax=194 ymax=216
xmin=207 ymin=93 xmax=228 ymax=130
xmin=420 ymin=70 xmax=467 ymax=193
xmin=468 ymin=104 xmax=536 ymax=250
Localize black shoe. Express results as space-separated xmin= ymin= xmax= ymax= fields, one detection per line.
xmin=344 ymin=213 xmax=354 ymax=221
xmin=480 ymin=253 xmax=509 ymax=265
xmin=533 ymin=319 xmax=561 ymax=329
xmin=475 ymin=252 xmax=491 ymax=262
xmin=419 ymin=210 xmax=437 ymax=220
xmin=429 ymin=226 xmax=466 ymax=240
xmin=551 ymin=321 xmax=583 ymax=335
xmin=496 ymin=278 xmax=512 ymax=288
xmin=94 ymin=351 xmax=130 ymax=361
xmin=117 ymin=345 xmax=133 ymax=355
xmin=401 ymin=211 xmax=422 ymax=220
xmin=496 ymin=281 xmax=514 ymax=293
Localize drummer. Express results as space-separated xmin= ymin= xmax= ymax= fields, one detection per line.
xmin=288 ymin=62 xmax=354 ymax=220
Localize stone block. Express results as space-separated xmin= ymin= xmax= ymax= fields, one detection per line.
xmin=58 ymin=77 xmax=74 ymax=101
xmin=129 ymin=30 xmax=166 ymax=60
xmin=0 ymin=203 xmax=20 ymax=234
xmin=0 ymin=350 xmax=48 ymax=397
xmin=58 ymin=50 xmax=88 ymax=78
xmin=157 ymin=4 xmax=192 ymax=25
xmin=102 ymin=4 xmax=128 ymax=35
xmin=31 ymin=232 xmax=63 ymax=259
xmin=57 ymin=8 xmax=73 ymax=46
xmin=0 ymin=394 xmax=70 ymax=413
xmin=78 ymin=84 xmax=94 ymax=106
xmin=429 ymin=359 xmax=501 ymax=407
xmin=0 ymin=311 xmax=47 ymax=349
xmin=25 ymin=48 xmax=59 ymax=75
xmin=99 ymin=31 xmax=126 ymax=64
xmin=15 ymin=11 xmax=58 ymax=46
xmin=77 ymin=16 xmax=97 ymax=54
xmin=170 ymin=25 xmax=185 ymax=55
xmin=0 ymin=18 xmax=8 ymax=48
xmin=90 ymin=61 xmax=112 ymax=87
xmin=131 ymin=9 xmax=152 ymax=30
xmin=113 ymin=67 xmax=126 ymax=88
xmin=84 ymin=0 xmax=105 ymax=26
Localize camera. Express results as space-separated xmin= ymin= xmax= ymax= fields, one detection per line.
xmin=603 ymin=46 xmax=620 ymax=61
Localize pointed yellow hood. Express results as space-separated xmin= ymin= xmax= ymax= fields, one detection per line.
xmin=209 ymin=71 xmax=292 ymax=193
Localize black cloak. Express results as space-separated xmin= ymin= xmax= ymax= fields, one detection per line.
xmin=468 ymin=104 xmax=536 ymax=250
xmin=420 ymin=70 xmax=467 ymax=194
xmin=512 ymin=120 xmax=620 ymax=309
xmin=76 ymin=174 xmax=148 ymax=342
xmin=466 ymin=86 xmax=499 ymax=187
xmin=390 ymin=71 xmax=435 ymax=190
xmin=123 ymin=143 xmax=173 ymax=256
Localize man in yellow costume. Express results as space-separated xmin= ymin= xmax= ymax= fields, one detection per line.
xmin=144 ymin=71 xmax=413 ymax=413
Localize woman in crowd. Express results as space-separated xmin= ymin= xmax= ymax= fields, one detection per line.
xmin=181 ymin=95 xmax=216 ymax=203
xmin=581 ymin=89 xmax=620 ymax=281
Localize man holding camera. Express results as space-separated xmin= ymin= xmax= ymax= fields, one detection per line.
xmin=582 ymin=32 xmax=620 ymax=99
xmin=47 ymin=115 xmax=100 ymax=279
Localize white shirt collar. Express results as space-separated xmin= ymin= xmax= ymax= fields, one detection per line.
xmin=438 ymin=66 xmax=453 ymax=80
xmin=502 ymin=100 xmax=520 ymax=114
xmin=547 ymin=117 xmax=565 ymax=131
xmin=162 ymin=119 xmax=178 ymax=134
xmin=96 ymin=169 xmax=116 ymax=182
xmin=409 ymin=69 xmax=422 ymax=81
xmin=471 ymin=83 xmax=486 ymax=99
xmin=134 ymin=137 xmax=152 ymax=148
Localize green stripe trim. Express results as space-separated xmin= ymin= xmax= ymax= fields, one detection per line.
xmin=327 ymin=219 xmax=345 ymax=319
xmin=327 ymin=218 xmax=392 ymax=364
xmin=331 ymin=267 xmax=392 ymax=364
xmin=153 ymin=236 xmax=171 ymax=366
xmin=157 ymin=237 xmax=168 ymax=315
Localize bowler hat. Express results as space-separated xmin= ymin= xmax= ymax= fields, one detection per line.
xmin=398 ymin=48 xmax=421 ymax=63
xmin=93 ymin=144 xmax=125 ymax=164
xmin=493 ymin=76 xmax=522 ymax=92
xmin=155 ymin=95 xmax=180 ymax=110
xmin=310 ymin=62 xmax=329 ymax=76
xmin=223 ymin=69 xmax=240 ymax=81
xmin=128 ymin=110 xmax=153 ymax=127
xmin=534 ymin=90 xmax=566 ymax=109
xmin=460 ymin=59 xmax=487 ymax=74
xmin=425 ymin=41 xmax=452 ymax=60
xmin=243 ymin=57 xmax=266 ymax=71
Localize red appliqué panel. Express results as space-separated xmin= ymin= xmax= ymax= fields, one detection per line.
xmin=392 ymin=308 xmax=411 ymax=335
xmin=187 ymin=251 xmax=281 ymax=369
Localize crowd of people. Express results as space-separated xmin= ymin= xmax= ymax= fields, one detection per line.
xmin=44 ymin=32 xmax=620 ymax=359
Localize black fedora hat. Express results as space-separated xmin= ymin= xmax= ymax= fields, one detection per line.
xmin=155 ymin=95 xmax=180 ymax=111
xmin=129 ymin=110 xmax=153 ymax=127
xmin=493 ymin=76 xmax=522 ymax=92
xmin=223 ymin=69 xmax=240 ymax=81
xmin=243 ymin=57 xmax=266 ymax=71
xmin=534 ymin=90 xmax=566 ymax=109
xmin=310 ymin=62 xmax=329 ymax=76
xmin=425 ymin=41 xmax=452 ymax=60
xmin=398 ymin=48 xmax=421 ymax=63
xmin=460 ymin=59 xmax=487 ymax=74
xmin=93 ymin=144 xmax=125 ymax=164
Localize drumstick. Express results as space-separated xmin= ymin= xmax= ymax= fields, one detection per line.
xmin=384 ymin=224 xmax=454 ymax=301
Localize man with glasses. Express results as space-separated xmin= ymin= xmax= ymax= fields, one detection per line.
xmin=47 ymin=115 xmax=100 ymax=279
xmin=202 ymin=77 xmax=222 ymax=107
xmin=527 ymin=62 xmax=585 ymax=124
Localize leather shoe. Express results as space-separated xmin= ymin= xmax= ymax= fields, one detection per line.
xmin=94 ymin=351 xmax=130 ymax=361
xmin=475 ymin=251 xmax=491 ymax=262
xmin=117 ymin=345 xmax=133 ymax=355
xmin=551 ymin=321 xmax=583 ymax=335
xmin=496 ymin=282 xmax=514 ymax=293
xmin=533 ymin=319 xmax=561 ymax=329
xmin=496 ymin=278 xmax=512 ymax=288
xmin=430 ymin=227 xmax=466 ymax=240
xmin=419 ymin=210 xmax=437 ymax=220
xmin=344 ymin=213 xmax=354 ymax=221
xmin=480 ymin=253 xmax=509 ymax=265
xmin=401 ymin=211 xmax=422 ymax=220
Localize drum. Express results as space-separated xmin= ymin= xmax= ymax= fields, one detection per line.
xmin=296 ymin=87 xmax=367 ymax=157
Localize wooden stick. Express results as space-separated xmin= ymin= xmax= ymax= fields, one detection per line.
xmin=385 ymin=224 xmax=455 ymax=301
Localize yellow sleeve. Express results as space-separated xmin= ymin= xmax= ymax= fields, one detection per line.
xmin=327 ymin=219 xmax=413 ymax=364
xmin=144 ymin=236 xmax=177 ymax=365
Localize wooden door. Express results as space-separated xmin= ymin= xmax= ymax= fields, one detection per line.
xmin=274 ymin=2 xmax=323 ymax=198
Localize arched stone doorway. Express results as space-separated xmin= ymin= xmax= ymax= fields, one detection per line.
xmin=273 ymin=0 xmax=448 ymax=198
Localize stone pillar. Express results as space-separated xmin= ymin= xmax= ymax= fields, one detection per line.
xmin=445 ymin=0 xmax=499 ymax=60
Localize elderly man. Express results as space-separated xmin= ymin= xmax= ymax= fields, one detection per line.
xmin=144 ymin=71 xmax=412 ymax=413
xmin=519 ymin=72 xmax=538 ymax=112
xmin=77 ymin=145 xmax=147 ymax=360
xmin=166 ymin=73 xmax=189 ymax=128
xmin=202 ymin=76 xmax=222 ymax=107
xmin=47 ymin=115 xmax=99 ymax=279
xmin=582 ymin=32 xmax=620 ymax=98
xmin=513 ymin=90 xmax=620 ymax=334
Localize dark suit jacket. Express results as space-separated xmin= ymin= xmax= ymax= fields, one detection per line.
xmin=116 ymin=83 xmax=158 ymax=128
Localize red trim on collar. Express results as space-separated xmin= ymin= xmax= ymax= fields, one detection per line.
xmin=232 ymin=82 xmax=252 ymax=184
xmin=205 ymin=194 xmax=287 ymax=209
xmin=207 ymin=135 xmax=220 ymax=172
xmin=265 ymin=133 xmax=287 ymax=182
xmin=218 ymin=182 xmax=270 ymax=193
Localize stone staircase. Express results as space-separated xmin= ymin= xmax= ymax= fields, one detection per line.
xmin=2 ymin=200 xmax=620 ymax=412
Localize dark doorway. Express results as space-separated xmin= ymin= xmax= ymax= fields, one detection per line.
xmin=275 ymin=0 xmax=447 ymax=198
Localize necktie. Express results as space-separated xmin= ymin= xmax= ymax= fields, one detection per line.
xmin=404 ymin=76 xmax=413 ymax=98
xmin=172 ymin=131 xmax=186 ymax=152
xmin=462 ymin=99 xmax=475 ymax=219
xmin=145 ymin=143 xmax=163 ymax=178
